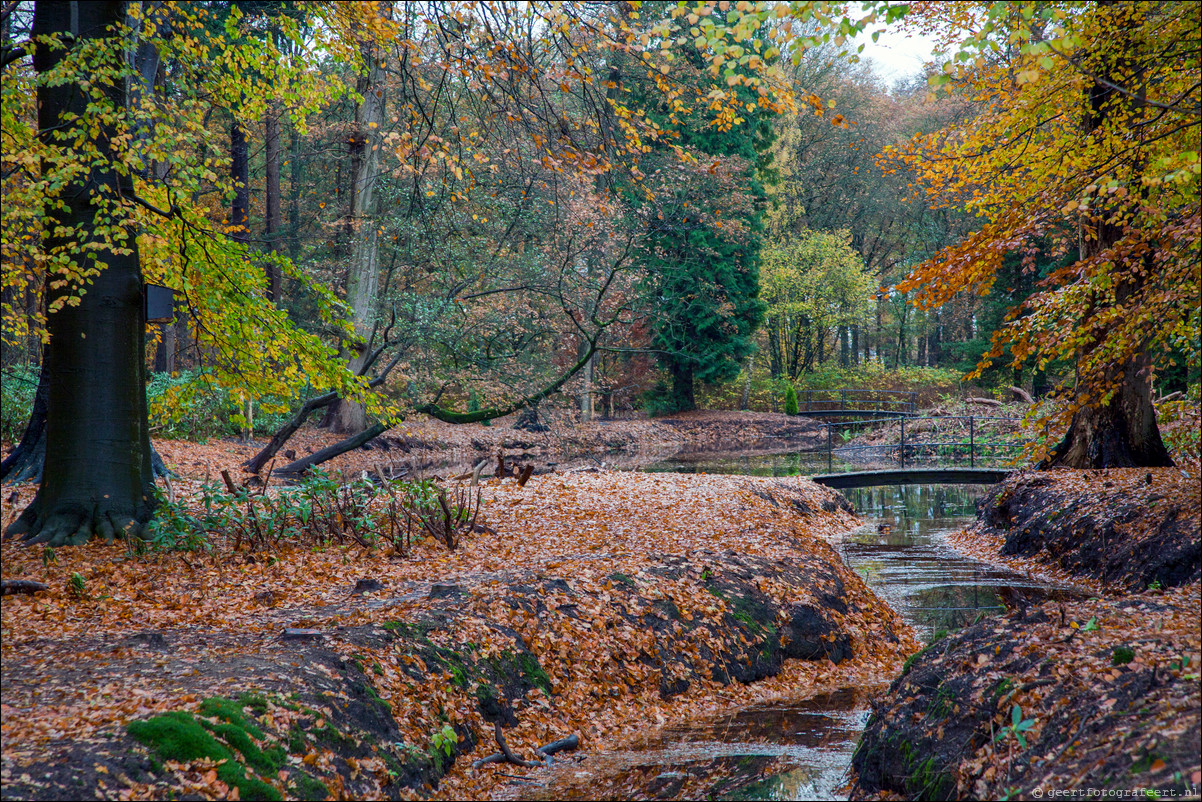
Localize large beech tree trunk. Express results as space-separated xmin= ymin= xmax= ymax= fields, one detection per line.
xmin=1045 ymin=1 xmax=1172 ymax=470
xmin=1046 ymin=354 xmax=1170 ymax=468
xmin=6 ymin=0 xmax=156 ymax=545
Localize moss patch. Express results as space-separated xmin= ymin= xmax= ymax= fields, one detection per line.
xmin=127 ymin=711 xmax=282 ymax=801
xmin=289 ymin=772 xmax=330 ymax=801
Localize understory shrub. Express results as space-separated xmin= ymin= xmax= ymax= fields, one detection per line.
xmin=147 ymin=368 xmax=299 ymax=441
xmin=145 ymin=468 xmax=481 ymax=555
xmin=1157 ymin=385 xmax=1201 ymax=464
xmin=0 ymin=363 xmax=39 ymax=444
xmin=697 ymin=363 xmax=964 ymax=411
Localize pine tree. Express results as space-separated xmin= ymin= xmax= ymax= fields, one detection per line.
xmin=639 ymin=47 xmax=774 ymax=413
xmin=784 ymin=386 xmax=799 ymax=416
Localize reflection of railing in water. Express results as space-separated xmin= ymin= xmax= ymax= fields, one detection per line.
xmin=807 ymin=415 xmax=1029 ymax=473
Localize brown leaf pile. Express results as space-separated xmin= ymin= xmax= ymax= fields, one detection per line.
xmin=1 ymin=439 xmax=912 ymax=801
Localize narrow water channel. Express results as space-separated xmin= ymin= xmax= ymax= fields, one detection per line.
xmin=525 ymin=477 xmax=1067 ymax=801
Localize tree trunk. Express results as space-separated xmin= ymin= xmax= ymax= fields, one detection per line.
xmin=670 ymin=361 xmax=696 ymax=412
xmin=0 ymin=365 xmax=48 ymax=484
xmin=839 ymin=325 xmax=849 ymax=368
xmin=153 ymin=321 xmax=175 ymax=374
xmin=851 ymin=324 xmax=860 ymax=366
xmin=1045 ymin=1 xmax=1172 ymax=469
xmin=328 ymin=39 xmax=386 ymax=435
xmin=263 ymin=103 xmax=282 ymax=301
xmin=6 ymin=0 xmax=156 ymax=544
xmin=739 ymin=352 xmax=754 ymax=411
xmin=766 ymin=318 xmax=782 ymax=378
xmin=288 ymin=124 xmax=301 ymax=260
xmin=578 ymin=349 xmax=594 ymax=422
xmin=1046 ymin=353 xmax=1171 ymax=467
xmin=929 ymin=310 xmax=942 ymax=367
xmin=230 ymin=119 xmax=250 ymax=243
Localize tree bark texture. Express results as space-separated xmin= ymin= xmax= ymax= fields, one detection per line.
xmin=1045 ymin=1 xmax=1172 ymax=469
xmin=7 ymin=0 xmax=156 ymax=544
xmin=329 ymin=41 xmax=386 ymax=434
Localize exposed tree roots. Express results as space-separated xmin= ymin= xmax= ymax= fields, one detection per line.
xmin=5 ymin=499 xmax=151 ymax=547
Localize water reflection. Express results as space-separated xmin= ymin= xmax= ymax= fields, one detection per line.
xmin=644 ymin=450 xmax=858 ymax=477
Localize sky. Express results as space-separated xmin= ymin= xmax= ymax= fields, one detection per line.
xmin=853 ymin=26 xmax=943 ymax=87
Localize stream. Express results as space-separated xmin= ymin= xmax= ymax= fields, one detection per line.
xmin=523 ymin=462 xmax=1068 ymax=800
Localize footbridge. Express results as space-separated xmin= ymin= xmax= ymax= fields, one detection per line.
xmin=810 ymin=467 xmax=1011 ymax=489
xmin=799 ymin=409 xmax=1028 ymax=488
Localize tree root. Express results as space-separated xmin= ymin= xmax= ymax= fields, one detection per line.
xmin=5 ymin=500 xmax=149 ymax=547
xmin=471 ymin=728 xmax=579 ymax=770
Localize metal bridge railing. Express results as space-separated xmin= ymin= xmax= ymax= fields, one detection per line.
xmin=802 ymin=415 xmax=1029 ymax=473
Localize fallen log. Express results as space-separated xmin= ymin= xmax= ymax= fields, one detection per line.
xmin=1008 ymin=385 xmax=1034 ymax=404
xmin=2 ymin=579 xmax=49 ymax=596
xmin=536 ymin=734 xmax=579 ymax=757
xmin=966 ymin=397 xmax=1003 ymax=407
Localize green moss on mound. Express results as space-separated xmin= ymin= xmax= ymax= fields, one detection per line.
xmin=125 ymin=702 xmax=283 ymax=798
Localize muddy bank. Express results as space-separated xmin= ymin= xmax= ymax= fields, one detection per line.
xmin=850 ymin=468 xmax=1202 ymax=801
xmin=974 ymin=469 xmax=1200 ymax=592
xmin=850 ymin=584 xmax=1201 ymax=801
xmin=1 ymin=472 xmax=914 ymax=801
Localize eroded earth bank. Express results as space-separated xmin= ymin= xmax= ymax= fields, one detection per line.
xmin=1 ymin=467 xmax=914 ymax=801
xmin=850 ymin=468 xmax=1201 ymax=801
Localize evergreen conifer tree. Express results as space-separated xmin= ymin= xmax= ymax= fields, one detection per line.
xmin=638 ymin=42 xmax=774 ymax=412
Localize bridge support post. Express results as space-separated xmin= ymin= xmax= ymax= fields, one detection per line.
xmin=970 ymin=416 xmax=975 ymax=468
xmin=827 ymin=424 xmax=833 ymax=472
xmin=900 ymin=417 xmax=906 ymax=469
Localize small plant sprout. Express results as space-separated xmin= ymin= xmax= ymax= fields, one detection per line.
xmin=994 ymin=704 xmax=1036 ymax=749
xmin=67 ymin=573 xmax=86 ymax=599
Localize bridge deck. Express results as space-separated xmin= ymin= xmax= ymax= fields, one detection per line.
xmin=810 ymin=468 xmax=1010 ymax=488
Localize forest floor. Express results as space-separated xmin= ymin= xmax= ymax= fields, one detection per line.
xmin=4 ymin=415 xmax=1200 ymax=801
xmin=0 ymin=436 xmax=915 ymax=801
xmin=194 ymin=409 xmax=828 ymax=481
xmin=850 ymin=467 xmax=1201 ymax=801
